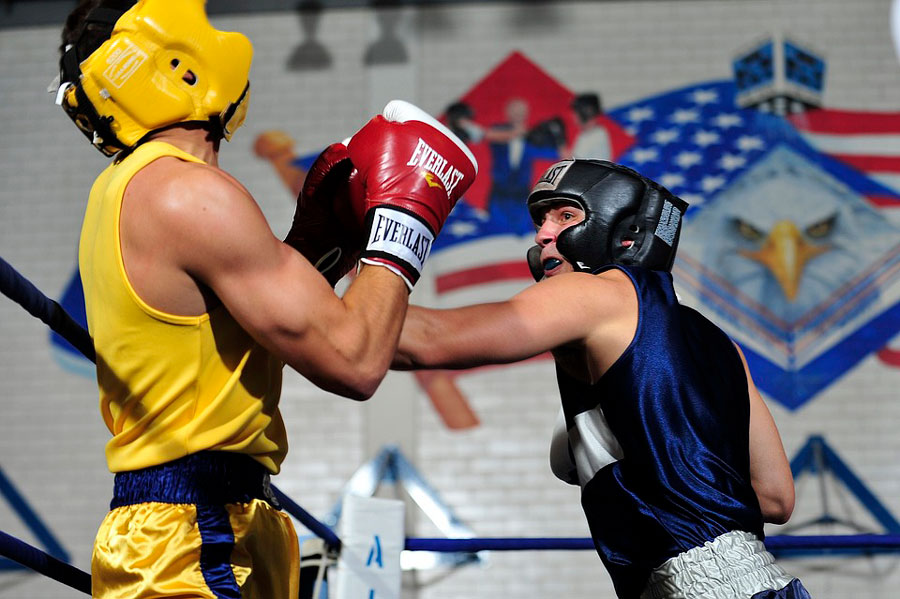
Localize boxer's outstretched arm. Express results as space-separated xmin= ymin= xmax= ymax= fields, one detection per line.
xmin=734 ymin=343 xmax=795 ymax=524
xmin=159 ymin=165 xmax=408 ymax=401
xmin=396 ymin=271 xmax=633 ymax=370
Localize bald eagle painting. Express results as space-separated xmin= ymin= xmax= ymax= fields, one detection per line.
xmin=680 ymin=145 xmax=899 ymax=332
xmin=678 ymin=144 xmax=900 ymax=387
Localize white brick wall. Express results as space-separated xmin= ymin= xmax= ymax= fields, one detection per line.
xmin=1 ymin=1 xmax=899 ymax=597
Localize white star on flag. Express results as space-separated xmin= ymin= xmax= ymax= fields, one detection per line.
xmin=652 ymin=129 xmax=680 ymax=145
xmin=660 ymin=173 xmax=686 ymax=188
xmin=736 ymin=135 xmax=765 ymax=151
xmin=690 ymin=89 xmax=719 ymax=104
xmin=675 ymin=151 xmax=702 ymax=168
xmin=693 ymin=130 xmax=721 ymax=147
xmin=680 ymin=192 xmax=705 ymax=206
xmin=632 ymin=148 xmax=660 ymax=164
xmin=719 ymin=154 xmax=747 ymax=170
xmin=626 ymin=107 xmax=654 ymax=123
xmin=448 ymin=221 xmax=479 ymax=237
xmin=670 ymin=109 xmax=700 ymax=124
xmin=713 ymin=113 xmax=743 ymax=128
xmin=701 ymin=175 xmax=726 ymax=192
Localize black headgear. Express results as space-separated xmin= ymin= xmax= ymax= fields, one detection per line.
xmin=526 ymin=160 xmax=688 ymax=281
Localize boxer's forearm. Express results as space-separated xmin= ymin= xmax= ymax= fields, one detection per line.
xmin=394 ymin=305 xmax=444 ymax=370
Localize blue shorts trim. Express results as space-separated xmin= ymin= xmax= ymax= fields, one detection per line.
xmin=751 ymin=578 xmax=812 ymax=599
xmin=197 ymin=504 xmax=241 ymax=599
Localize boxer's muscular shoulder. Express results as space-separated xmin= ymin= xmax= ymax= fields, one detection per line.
xmin=128 ymin=159 xmax=255 ymax=225
xmin=122 ymin=160 xmax=269 ymax=283
xmin=144 ymin=156 xmax=248 ymax=194
xmin=539 ymin=269 xmax=636 ymax=319
xmin=545 ymin=270 xmax=637 ymax=382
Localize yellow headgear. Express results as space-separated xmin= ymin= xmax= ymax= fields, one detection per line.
xmin=57 ymin=0 xmax=252 ymax=156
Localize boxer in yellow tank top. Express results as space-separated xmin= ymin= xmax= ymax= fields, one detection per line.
xmin=82 ymin=139 xmax=296 ymax=598
xmin=57 ymin=2 xmax=477 ymax=598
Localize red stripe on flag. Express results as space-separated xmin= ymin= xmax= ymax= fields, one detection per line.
xmin=435 ymin=261 xmax=532 ymax=293
xmin=865 ymin=195 xmax=900 ymax=207
xmin=830 ymin=154 xmax=900 ymax=174
xmin=788 ymin=109 xmax=900 ymax=134
xmin=877 ymin=347 xmax=900 ymax=368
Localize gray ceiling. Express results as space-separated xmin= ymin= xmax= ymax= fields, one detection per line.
xmin=2 ymin=0 xmax=574 ymax=29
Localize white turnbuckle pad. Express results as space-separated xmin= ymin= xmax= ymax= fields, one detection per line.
xmin=334 ymin=494 xmax=405 ymax=599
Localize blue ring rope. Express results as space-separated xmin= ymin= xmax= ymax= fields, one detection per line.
xmin=0 ymin=530 xmax=91 ymax=594
xmin=4 ymin=529 xmax=900 ymax=596
xmin=0 ymin=257 xmax=94 ymax=362
xmin=272 ymin=486 xmax=342 ymax=549
xmin=403 ymin=534 xmax=900 ymax=553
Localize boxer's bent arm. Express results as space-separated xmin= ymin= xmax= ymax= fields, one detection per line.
xmin=396 ymin=272 xmax=627 ymax=370
xmin=162 ymin=169 xmax=407 ymax=400
xmin=734 ymin=343 xmax=795 ymax=524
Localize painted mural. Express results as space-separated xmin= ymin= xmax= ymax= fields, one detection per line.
xmin=52 ymin=44 xmax=900 ymax=423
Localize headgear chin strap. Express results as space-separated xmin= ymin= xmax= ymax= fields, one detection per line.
xmin=526 ymin=160 xmax=689 ymax=281
xmin=55 ymin=0 xmax=253 ymax=157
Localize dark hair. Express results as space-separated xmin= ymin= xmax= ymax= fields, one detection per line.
xmin=60 ymin=0 xmax=135 ymax=57
xmin=571 ymin=93 xmax=602 ymax=123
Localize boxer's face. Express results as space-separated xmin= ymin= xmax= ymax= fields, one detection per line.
xmin=533 ymin=202 xmax=585 ymax=278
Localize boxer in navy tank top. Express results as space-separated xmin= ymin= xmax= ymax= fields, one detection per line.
xmin=396 ymin=160 xmax=811 ymax=598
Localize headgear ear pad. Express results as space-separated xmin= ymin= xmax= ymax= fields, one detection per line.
xmin=527 ymin=160 xmax=688 ymax=280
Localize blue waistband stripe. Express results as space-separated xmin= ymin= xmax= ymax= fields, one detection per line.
xmin=110 ymin=452 xmax=278 ymax=509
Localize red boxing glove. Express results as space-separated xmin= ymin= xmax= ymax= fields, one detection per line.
xmin=347 ymin=100 xmax=478 ymax=289
xmin=284 ymin=143 xmax=366 ymax=287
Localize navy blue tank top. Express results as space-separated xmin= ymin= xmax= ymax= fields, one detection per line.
xmin=557 ymin=265 xmax=763 ymax=598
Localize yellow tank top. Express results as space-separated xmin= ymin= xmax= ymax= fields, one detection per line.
xmin=79 ymin=141 xmax=287 ymax=474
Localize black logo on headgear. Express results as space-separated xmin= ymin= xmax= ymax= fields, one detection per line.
xmin=537 ymin=162 xmax=571 ymax=188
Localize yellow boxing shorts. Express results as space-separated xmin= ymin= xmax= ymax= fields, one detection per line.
xmin=91 ymin=452 xmax=299 ymax=599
